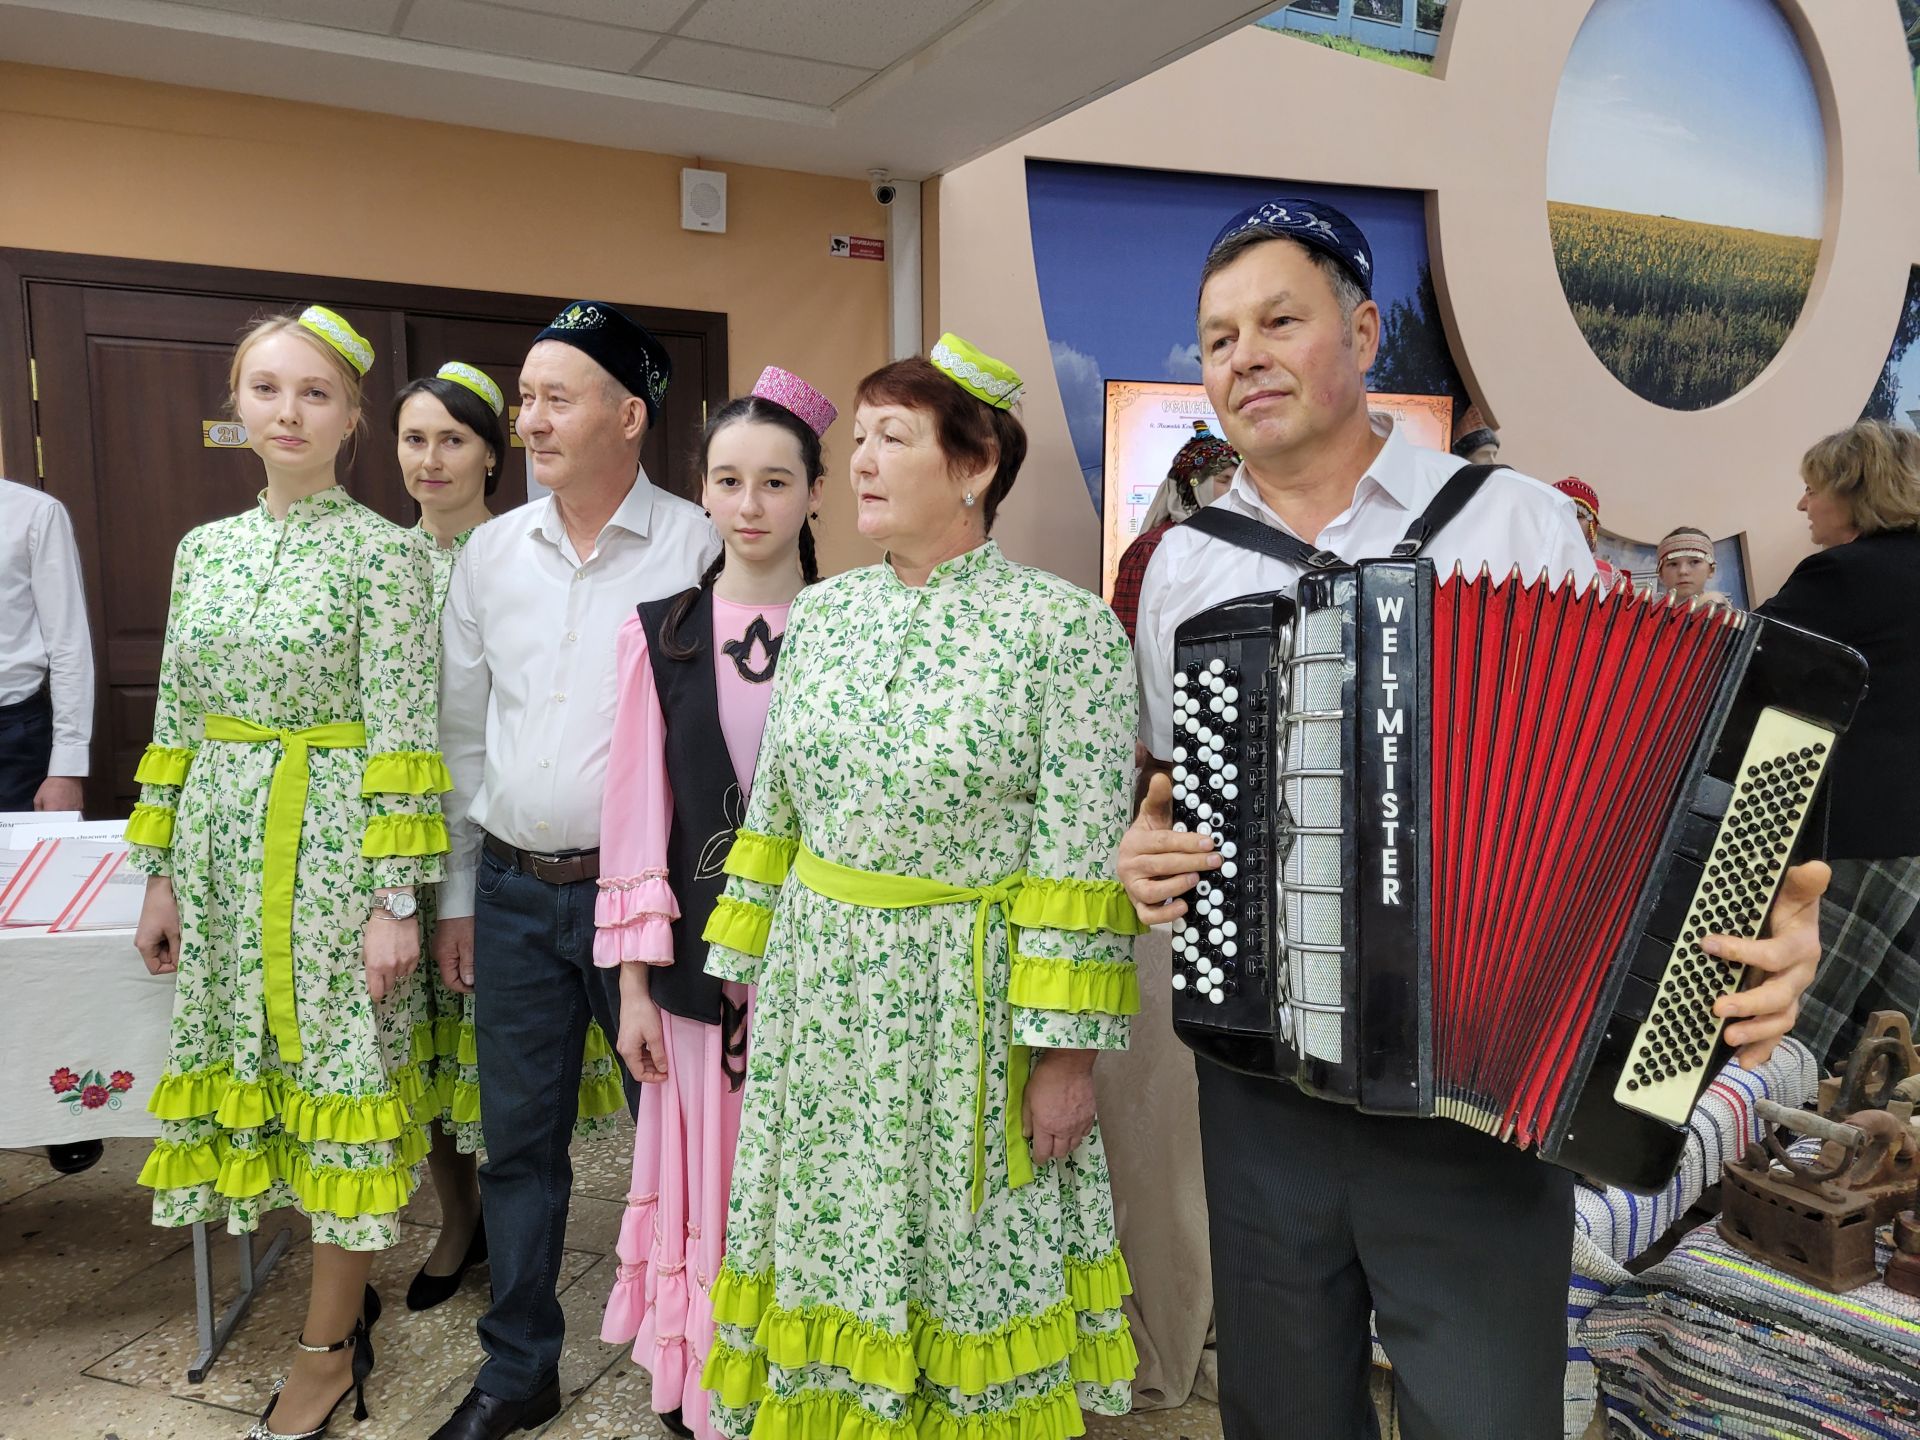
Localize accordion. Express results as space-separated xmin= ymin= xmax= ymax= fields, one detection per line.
xmin=1169 ymin=561 xmax=1866 ymax=1192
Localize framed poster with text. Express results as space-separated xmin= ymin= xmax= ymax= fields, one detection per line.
xmin=1100 ymin=381 xmax=1453 ymax=601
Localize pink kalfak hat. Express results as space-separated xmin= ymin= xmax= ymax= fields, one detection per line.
xmin=752 ymin=366 xmax=837 ymax=439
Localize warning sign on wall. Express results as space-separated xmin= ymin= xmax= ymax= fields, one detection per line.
xmin=829 ymin=235 xmax=886 ymax=261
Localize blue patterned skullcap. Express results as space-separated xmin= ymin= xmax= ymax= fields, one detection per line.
xmin=1207 ymin=197 xmax=1374 ymax=298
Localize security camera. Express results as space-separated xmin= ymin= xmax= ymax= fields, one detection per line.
xmin=869 ymin=169 xmax=898 ymax=206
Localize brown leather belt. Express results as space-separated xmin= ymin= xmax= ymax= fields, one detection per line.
xmin=482 ymin=832 xmax=600 ymax=885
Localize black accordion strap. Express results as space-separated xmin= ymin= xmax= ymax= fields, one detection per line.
xmin=1182 ymin=507 xmax=1345 ymax=570
xmin=1183 ymin=462 xmax=1508 ymax=569
xmin=1391 ymin=462 xmax=1507 ymax=558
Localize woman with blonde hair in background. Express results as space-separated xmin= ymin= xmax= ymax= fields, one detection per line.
xmin=1759 ymin=419 xmax=1920 ymax=1071
xmin=130 ymin=306 xmax=448 ymax=1439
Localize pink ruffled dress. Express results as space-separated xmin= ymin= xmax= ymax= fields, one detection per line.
xmin=597 ymin=594 xmax=789 ymax=1439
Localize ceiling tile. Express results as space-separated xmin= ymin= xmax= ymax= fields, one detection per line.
xmin=677 ymin=0 xmax=978 ymax=69
xmin=175 ymin=0 xmax=406 ymax=32
xmin=401 ymin=0 xmax=661 ymax=73
xmin=477 ymin=0 xmax=697 ymax=31
xmin=641 ymin=36 xmax=871 ymax=106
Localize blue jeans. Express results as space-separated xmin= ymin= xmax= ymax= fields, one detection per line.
xmin=472 ymin=844 xmax=636 ymax=1399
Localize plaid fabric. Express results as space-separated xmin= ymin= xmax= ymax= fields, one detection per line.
xmin=1110 ymin=519 xmax=1174 ymax=643
xmin=1562 ymin=1042 xmax=1818 ymax=1438
xmin=1792 ymin=854 xmax=1920 ymax=1074
xmin=1583 ymin=1145 xmax=1920 ymax=1438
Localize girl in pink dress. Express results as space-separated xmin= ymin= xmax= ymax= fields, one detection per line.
xmin=597 ymin=367 xmax=834 ymax=1440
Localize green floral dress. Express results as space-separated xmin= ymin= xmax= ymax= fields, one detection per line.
xmin=700 ymin=542 xmax=1145 ymax=1440
xmin=409 ymin=523 xmax=626 ymax=1154
xmin=127 ymin=487 xmax=449 ymax=1251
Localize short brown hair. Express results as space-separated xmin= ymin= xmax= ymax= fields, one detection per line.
xmin=854 ymin=357 xmax=1027 ymax=530
xmin=1196 ymin=233 xmax=1365 ymax=333
xmin=1800 ymin=420 xmax=1920 ymax=537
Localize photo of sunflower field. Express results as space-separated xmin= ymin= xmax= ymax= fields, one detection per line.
xmin=1548 ymin=202 xmax=1819 ymax=411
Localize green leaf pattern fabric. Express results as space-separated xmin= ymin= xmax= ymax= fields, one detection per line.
xmin=128 ymin=487 xmax=448 ymax=1249
xmin=703 ymin=543 xmax=1142 ymax=1438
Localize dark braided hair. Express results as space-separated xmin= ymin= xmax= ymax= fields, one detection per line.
xmin=661 ymin=395 xmax=824 ymax=660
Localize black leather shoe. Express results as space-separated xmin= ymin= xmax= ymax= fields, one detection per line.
xmin=47 ymin=1140 xmax=103 ymax=1175
xmin=428 ymin=1379 xmax=562 ymax=1440
xmin=407 ymin=1220 xmax=488 ymax=1311
xmin=659 ymin=1408 xmax=694 ymax=1438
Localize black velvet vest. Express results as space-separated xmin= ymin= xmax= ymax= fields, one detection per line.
xmin=633 ymin=587 xmax=779 ymax=1069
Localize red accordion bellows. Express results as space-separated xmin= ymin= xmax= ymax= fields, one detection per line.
xmin=1428 ymin=573 xmax=1742 ymax=1146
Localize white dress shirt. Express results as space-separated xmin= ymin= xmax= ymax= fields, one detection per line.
xmin=438 ymin=469 xmax=719 ymax=916
xmin=0 ymin=479 xmax=93 ymax=776
xmin=1136 ymin=421 xmax=1595 ymax=759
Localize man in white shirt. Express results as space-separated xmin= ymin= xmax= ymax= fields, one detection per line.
xmin=0 ymin=478 xmax=92 ymax=814
xmin=1 ymin=476 xmax=102 ymax=1176
xmin=430 ymin=302 xmax=718 ymax=1440
xmin=1117 ymin=200 xmax=1828 ymax=1439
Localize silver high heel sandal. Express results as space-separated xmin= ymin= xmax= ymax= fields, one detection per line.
xmin=242 ymin=1322 xmax=369 ymax=1440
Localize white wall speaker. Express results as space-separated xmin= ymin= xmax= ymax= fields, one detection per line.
xmin=681 ymin=167 xmax=727 ymax=234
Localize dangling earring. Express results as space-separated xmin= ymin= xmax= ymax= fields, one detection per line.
xmin=963 ymin=490 xmax=976 ymax=508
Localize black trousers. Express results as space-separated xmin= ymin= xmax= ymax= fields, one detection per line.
xmin=1197 ymin=1059 xmax=1573 ymax=1440
xmin=471 ymin=844 xmax=638 ymax=1400
xmin=0 ymin=688 xmax=53 ymax=809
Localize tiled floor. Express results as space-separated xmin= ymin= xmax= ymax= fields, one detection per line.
xmin=0 ymin=1138 xmax=1269 ymax=1440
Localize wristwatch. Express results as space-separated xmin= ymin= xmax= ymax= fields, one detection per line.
xmin=372 ymin=891 xmax=419 ymax=922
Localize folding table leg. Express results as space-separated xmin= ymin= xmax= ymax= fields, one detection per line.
xmin=185 ymin=1222 xmax=294 ymax=1382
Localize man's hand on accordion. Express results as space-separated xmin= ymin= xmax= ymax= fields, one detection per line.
xmin=1118 ymin=770 xmax=1221 ymax=924
xmin=1708 ymin=859 xmax=1830 ymax=1068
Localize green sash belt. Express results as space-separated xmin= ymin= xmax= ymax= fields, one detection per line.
xmin=792 ymin=847 xmax=1036 ymax=1213
xmin=202 ymin=713 xmax=368 ymax=1064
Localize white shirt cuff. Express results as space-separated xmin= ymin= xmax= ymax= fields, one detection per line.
xmin=437 ymin=870 xmax=477 ymax=919
xmin=46 ymin=745 xmax=89 ymax=778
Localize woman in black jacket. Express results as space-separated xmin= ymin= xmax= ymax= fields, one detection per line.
xmin=1758 ymin=420 xmax=1920 ymax=1070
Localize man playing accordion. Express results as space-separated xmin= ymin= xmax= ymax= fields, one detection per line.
xmin=1116 ymin=198 xmax=1828 ymax=1440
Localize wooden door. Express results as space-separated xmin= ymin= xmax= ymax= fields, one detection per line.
xmin=0 ymin=250 xmax=727 ymax=817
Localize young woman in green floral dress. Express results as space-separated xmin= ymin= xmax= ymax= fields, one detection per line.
xmin=390 ymin=362 xmax=625 ymax=1312
xmin=699 ymin=335 xmax=1143 ymax=1440
xmin=130 ymin=308 xmax=449 ymax=1439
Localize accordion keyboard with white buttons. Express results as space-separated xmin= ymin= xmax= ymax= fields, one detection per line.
xmin=1169 ymin=559 xmax=1866 ymax=1192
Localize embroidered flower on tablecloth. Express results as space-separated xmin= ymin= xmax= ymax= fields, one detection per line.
xmin=51 ymin=1066 xmax=131 ymax=1113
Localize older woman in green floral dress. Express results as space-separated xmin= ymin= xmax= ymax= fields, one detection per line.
xmin=130 ymin=307 xmax=448 ymax=1440
xmin=699 ymin=336 xmax=1142 ymax=1440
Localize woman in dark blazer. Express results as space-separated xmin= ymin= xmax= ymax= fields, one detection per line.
xmin=1758 ymin=419 xmax=1920 ymax=1070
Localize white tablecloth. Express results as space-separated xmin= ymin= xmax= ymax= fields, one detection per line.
xmin=0 ymin=926 xmax=173 ymax=1147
